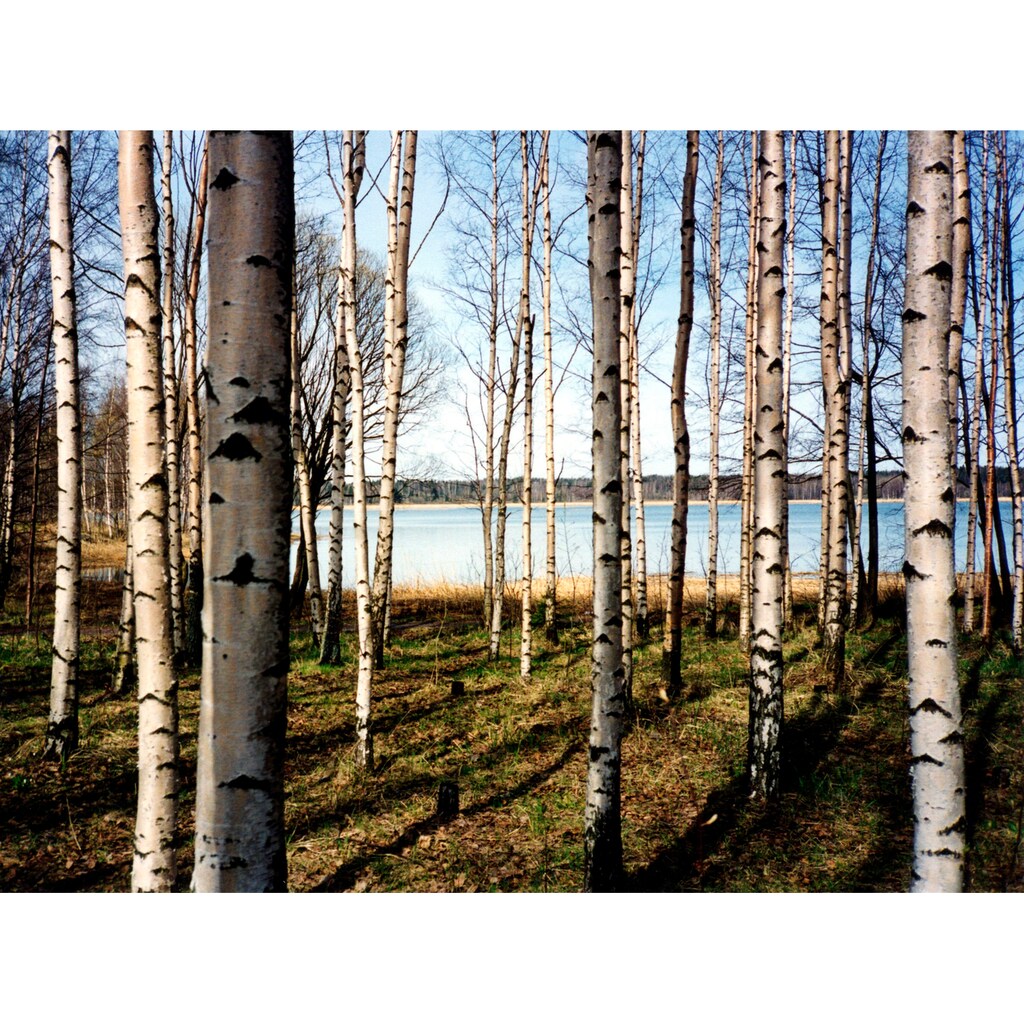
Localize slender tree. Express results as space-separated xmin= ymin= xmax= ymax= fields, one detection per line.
xmin=192 ymin=131 xmax=293 ymax=892
xmin=705 ymin=132 xmax=724 ymax=639
xmin=372 ymin=130 xmax=417 ymax=667
xmin=119 ymin=130 xmax=180 ymax=891
xmin=584 ymin=130 xmax=624 ymax=892
xmin=903 ymin=130 xmax=965 ymax=893
xmin=44 ymin=130 xmax=82 ymax=761
xmin=663 ymin=130 xmax=698 ymax=695
xmin=161 ymin=130 xmax=185 ymax=655
xmin=749 ymin=130 xmax=786 ymax=800
xmin=820 ymin=130 xmax=849 ymax=690
xmin=541 ymin=133 xmax=558 ymax=644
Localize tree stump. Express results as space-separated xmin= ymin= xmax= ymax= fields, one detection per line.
xmin=436 ymin=782 xmax=459 ymax=821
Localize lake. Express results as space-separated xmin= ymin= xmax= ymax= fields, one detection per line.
xmin=293 ymin=500 xmax=1011 ymax=588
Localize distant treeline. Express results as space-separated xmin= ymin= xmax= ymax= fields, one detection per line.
xmin=321 ymin=468 xmax=1013 ymax=506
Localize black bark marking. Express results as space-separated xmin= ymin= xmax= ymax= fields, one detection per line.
xmin=246 ymin=254 xmax=273 ymax=269
xmin=232 ymin=395 xmax=285 ymax=427
xmin=217 ymin=774 xmax=273 ymax=792
xmin=925 ymin=638 xmax=949 ymax=648
xmin=902 ymin=308 xmax=926 ymax=323
xmin=906 ymin=200 xmax=925 ymax=216
xmin=903 ymin=426 xmax=920 ymax=443
xmin=214 ymin=553 xmax=274 ymax=587
xmin=229 ymin=376 xmax=250 ymax=388
xmin=209 ymin=492 xmax=225 ymax=504
xmin=903 ymin=561 xmax=927 ymax=581
xmin=911 ymin=697 xmax=953 ymax=718
xmin=211 ymin=167 xmax=239 ymax=191
xmin=913 ymin=519 xmax=952 ymax=539
xmin=209 ymin=433 xmax=261 ymax=461
xmin=910 ymin=753 xmax=943 ymax=766
xmin=925 ymin=261 xmax=953 ymax=282
xmin=939 ymin=731 xmax=964 ymax=746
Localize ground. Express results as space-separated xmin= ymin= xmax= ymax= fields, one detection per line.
xmin=2 ymin=536 xmax=1024 ymax=892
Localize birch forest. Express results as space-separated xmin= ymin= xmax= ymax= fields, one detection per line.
xmin=5 ymin=127 xmax=1024 ymax=898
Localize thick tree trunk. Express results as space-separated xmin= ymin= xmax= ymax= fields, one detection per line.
xmin=192 ymin=131 xmax=293 ymax=892
xmin=748 ymin=130 xmax=786 ymax=801
xmin=44 ymin=130 xmax=83 ymax=762
xmin=781 ymin=131 xmax=796 ymax=631
xmin=705 ymin=132 xmax=724 ymax=639
xmin=119 ymin=131 xmax=180 ymax=891
xmin=663 ymin=130 xmax=698 ymax=695
xmin=903 ymin=131 xmax=965 ymax=893
xmin=583 ymin=130 xmax=624 ymax=893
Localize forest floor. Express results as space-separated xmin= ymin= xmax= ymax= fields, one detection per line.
xmin=2 ymin=533 xmax=1024 ymax=892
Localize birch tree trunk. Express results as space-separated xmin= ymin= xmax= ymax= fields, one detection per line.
xmin=111 ymin=526 xmax=135 ymax=696
xmin=161 ymin=130 xmax=185 ymax=656
xmin=705 ymin=132 xmax=724 ymax=639
xmin=290 ymin=267 xmax=324 ymax=643
xmin=183 ymin=139 xmax=209 ymax=668
xmin=192 ymin=131 xmax=293 ymax=892
xmin=119 ymin=130 xmax=180 ymax=891
xmin=820 ymin=130 xmax=849 ymax=691
xmin=630 ymin=131 xmax=649 ymax=640
xmin=739 ymin=132 xmax=758 ymax=653
xmin=663 ymin=130 xmax=698 ymax=696
xmin=903 ymin=130 xmax=965 ymax=893
xmin=749 ymin=130 xmax=786 ymax=801
xmin=998 ymin=134 xmax=1023 ymax=651
xmin=964 ymin=132 xmax=989 ymax=633
xmin=949 ymin=131 xmax=970 ymax=526
xmin=541 ymin=133 xmax=558 ymax=644
xmin=583 ymin=130 xmax=624 ymax=893
xmin=850 ymin=132 xmax=887 ymax=627
xmin=339 ymin=132 xmax=376 ymax=771
xmin=520 ymin=131 xmax=539 ymax=682
xmin=781 ymin=131 xmax=796 ymax=631
xmin=618 ymin=132 xmax=635 ymax=701
xmin=372 ymin=131 xmax=417 ymax=667
xmin=981 ymin=153 xmax=1001 ymax=641
xmin=320 ymin=133 xmax=364 ymax=665
xmin=44 ymin=130 xmax=82 ymax=761
xmin=483 ymin=131 xmax=500 ymax=633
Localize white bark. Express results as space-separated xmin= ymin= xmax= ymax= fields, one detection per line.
xmin=45 ymin=130 xmax=82 ymax=761
xmin=119 ymin=130 xmax=179 ymax=891
xmin=705 ymin=132 xmax=724 ymax=639
xmin=903 ymin=131 xmax=964 ymax=893
xmin=583 ymin=130 xmax=624 ymax=893
xmin=749 ymin=130 xmax=786 ymax=801
xmin=618 ymin=131 xmax=635 ymax=699
xmin=541 ymin=133 xmax=557 ymax=644
xmin=192 ymin=131 xmax=293 ymax=892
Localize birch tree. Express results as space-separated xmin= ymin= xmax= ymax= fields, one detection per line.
xmin=663 ymin=130 xmax=698 ymax=696
xmin=748 ymin=130 xmax=786 ymax=800
xmin=44 ymin=130 xmax=82 ymax=761
xmin=541 ymin=134 xmax=558 ymax=644
xmin=584 ymin=130 xmax=624 ymax=893
xmin=820 ymin=130 xmax=849 ymax=690
xmin=119 ymin=130 xmax=179 ymax=891
xmin=319 ymin=131 xmax=364 ymax=665
xmin=903 ymin=130 xmax=965 ymax=893
xmin=192 ymin=131 xmax=293 ymax=892
xmin=705 ymin=132 xmax=724 ymax=639
xmin=619 ymin=131 xmax=635 ymax=699
xmin=161 ymin=130 xmax=184 ymax=654
xmin=372 ymin=130 xmax=417 ymax=667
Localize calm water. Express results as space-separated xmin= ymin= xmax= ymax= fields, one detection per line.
xmin=292 ymin=500 xmax=1010 ymax=588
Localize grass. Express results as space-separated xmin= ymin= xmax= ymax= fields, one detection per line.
xmin=3 ymin=561 xmax=1024 ymax=892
